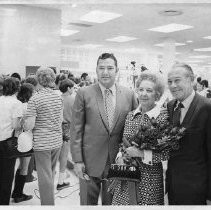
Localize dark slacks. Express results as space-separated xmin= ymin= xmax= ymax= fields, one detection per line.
xmin=0 ymin=157 xmax=16 ymax=205
xmin=168 ymin=191 xmax=206 ymax=205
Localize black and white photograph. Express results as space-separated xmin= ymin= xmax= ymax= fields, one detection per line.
xmin=0 ymin=0 xmax=211 ymax=207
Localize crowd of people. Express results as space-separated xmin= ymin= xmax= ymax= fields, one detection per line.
xmin=0 ymin=52 xmax=211 ymax=206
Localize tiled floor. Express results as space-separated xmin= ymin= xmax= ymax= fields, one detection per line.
xmin=10 ymin=163 xmax=81 ymax=206
xmin=10 ymin=161 xmax=168 ymax=206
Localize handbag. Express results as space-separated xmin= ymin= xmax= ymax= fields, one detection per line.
xmin=107 ymin=164 xmax=141 ymax=182
xmin=0 ymin=130 xmax=33 ymax=159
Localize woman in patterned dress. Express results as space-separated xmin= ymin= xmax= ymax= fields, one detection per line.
xmin=111 ymin=71 xmax=169 ymax=205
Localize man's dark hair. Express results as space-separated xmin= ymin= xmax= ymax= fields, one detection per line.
xmin=3 ymin=77 xmax=20 ymax=96
xmin=201 ymin=79 xmax=209 ymax=88
xmin=81 ymin=72 xmax=88 ymax=80
xmin=97 ymin=53 xmax=118 ymax=68
xmin=17 ymin=83 xmax=34 ymax=103
xmin=197 ymin=77 xmax=202 ymax=83
xmin=11 ymin=72 xmax=21 ymax=81
xmin=59 ymin=79 xmax=74 ymax=93
xmin=55 ymin=73 xmax=66 ymax=85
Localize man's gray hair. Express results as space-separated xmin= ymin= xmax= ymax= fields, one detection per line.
xmin=172 ymin=63 xmax=195 ymax=82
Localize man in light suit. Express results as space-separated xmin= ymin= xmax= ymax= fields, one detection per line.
xmin=71 ymin=53 xmax=137 ymax=205
xmin=166 ymin=63 xmax=211 ymax=205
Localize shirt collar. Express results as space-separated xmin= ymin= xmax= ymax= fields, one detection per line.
xmin=133 ymin=104 xmax=162 ymax=119
xmin=178 ymin=90 xmax=195 ymax=109
xmin=98 ymin=83 xmax=116 ymax=95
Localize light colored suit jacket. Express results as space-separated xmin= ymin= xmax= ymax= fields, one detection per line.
xmin=71 ymin=83 xmax=138 ymax=177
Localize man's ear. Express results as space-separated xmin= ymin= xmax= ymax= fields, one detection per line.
xmin=116 ymin=67 xmax=119 ymax=73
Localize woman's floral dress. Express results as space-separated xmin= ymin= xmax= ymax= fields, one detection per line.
xmin=112 ymin=107 xmax=169 ymax=205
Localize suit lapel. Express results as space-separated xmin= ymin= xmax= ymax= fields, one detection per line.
xmin=181 ymin=93 xmax=199 ymax=127
xmin=168 ymin=99 xmax=177 ymax=124
xmin=110 ymin=85 xmax=121 ymax=132
xmin=95 ymin=84 xmax=110 ymax=132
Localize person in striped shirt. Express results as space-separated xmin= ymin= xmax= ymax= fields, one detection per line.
xmin=24 ymin=67 xmax=63 ymax=205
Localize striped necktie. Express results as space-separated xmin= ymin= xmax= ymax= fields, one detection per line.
xmin=173 ymin=102 xmax=184 ymax=126
xmin=104 ymin=89 xmax=115 ymax=129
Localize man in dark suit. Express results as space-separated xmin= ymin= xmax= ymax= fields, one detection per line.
xmin=71 ymin=53 xmax=137 ymax=205
xmin=166 ymin=63 xmax=211 ymax=205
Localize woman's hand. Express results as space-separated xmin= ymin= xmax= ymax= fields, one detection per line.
xmin=125 ymin=146 xmax=144 ymax=158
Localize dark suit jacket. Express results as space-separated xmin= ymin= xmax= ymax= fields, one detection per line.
xmin=71 ymin=83 xmax=137 ymax=177
xmin=167 ymin=93 xmax=211 ymax=202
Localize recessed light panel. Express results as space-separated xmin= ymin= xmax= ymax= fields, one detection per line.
xmin=106 ymin=36 xmax=137 ymax=42
xmin=155 ymin=42 xmax=186 ymax=47
xmin=148 ymin=23 xmax=193 ymax=33
xmin=61 ymin=29 xmax=79 ymax=36
xmin=186 ymin=40 xmax=193 ymax=43
xmin=80 ymin=10 xmax=122 ymax=23
xmin=194 ymin=47 xmax=211 ymax=52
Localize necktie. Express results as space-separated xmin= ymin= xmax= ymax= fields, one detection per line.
xmin=104 ymin=89 xmax=114 ymax=129
xmin=173 ymin=102 xmax=184 ymax=127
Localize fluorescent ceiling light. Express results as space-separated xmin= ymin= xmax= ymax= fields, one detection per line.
xmin=148 ymin=23 xmax=193 ymax=33
xmin=79 ymin=44 xmax=102 ymax=49
xmin=80 ymin=10 xmax=122 ymax=23
xmin=194 ymin=47 xmax=211 ymax=52
xmin=186 ymin=40 xmax=193 ymax=43
xmin=189 ymin=55 xmax=211 ymax=59
xmin=154 ymin=42 xmax=186 ymax=47
xmin=203 ymin=36 xmax=211 ymax=39
xmin=61 ymin=29 xmax=79 ymax=36
xmin=106 ymin=36 xmax=137 ymax=42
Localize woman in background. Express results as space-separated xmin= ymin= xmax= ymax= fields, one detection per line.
xmin=24 ymin=67 xmax=63 ymax=205
xmin=0 ymin=77 xmax=23 ymax=205
xmin=56 ymin=79 xmax=75 ymax=190
xmin=11 ymin=83 xmax=34 ymax=203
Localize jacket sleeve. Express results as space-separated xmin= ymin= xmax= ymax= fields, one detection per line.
xmin=71 ymin=89 xmax=85 ymax=163
xmin=206 ymin=104 xmax=211 ymax=200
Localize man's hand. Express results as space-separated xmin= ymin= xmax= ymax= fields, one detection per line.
xmin=74 ymin=162 xmax=90 ymax=180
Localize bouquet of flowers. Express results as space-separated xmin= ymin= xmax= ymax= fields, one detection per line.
xmin=107 ymin=117 xmax=186 ymax=189
xmin=129 ymin=117 xmax=186 ymax=152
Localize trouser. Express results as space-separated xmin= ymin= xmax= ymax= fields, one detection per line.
xmin=168 ymin=191 xmax=206 ymax=205
xmin=79 ymin=157 xmax=112 ymax=205
xmin=34 ymin=147 xmax=61 ymax=205
xmin=79 ymin=177 xmax=113 ymax=205
xmin=0 ymin=157 xmax=16 ymax=205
